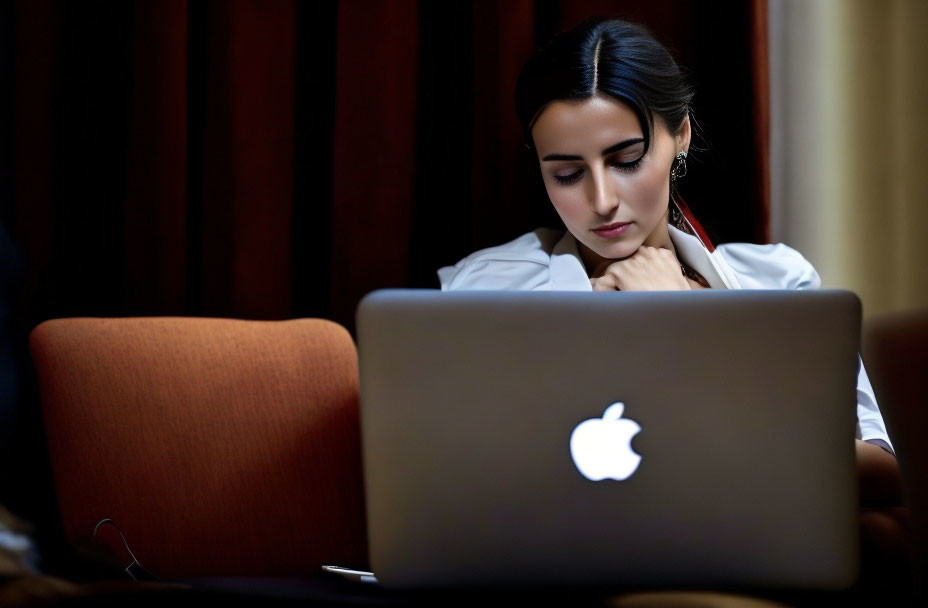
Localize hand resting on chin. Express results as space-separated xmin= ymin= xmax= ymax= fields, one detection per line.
xmin=590 ymin=246 xmax=693 ymax=292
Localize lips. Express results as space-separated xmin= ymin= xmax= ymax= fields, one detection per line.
xmin=592 ymin=222 xmax=632 ymax=238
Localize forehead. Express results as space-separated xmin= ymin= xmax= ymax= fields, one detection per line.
xmin=531 ymin=96 xmax=648 ymax=155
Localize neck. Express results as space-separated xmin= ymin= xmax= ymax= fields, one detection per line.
xmin=642 ymin=210 xmax=675 ymax=251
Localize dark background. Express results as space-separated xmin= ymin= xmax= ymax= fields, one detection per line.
xmin=0 ymin=0 xmax=767 ymax=559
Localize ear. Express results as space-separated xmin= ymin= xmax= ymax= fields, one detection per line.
xmin=676 ymin=115 xmax=691 ymax=154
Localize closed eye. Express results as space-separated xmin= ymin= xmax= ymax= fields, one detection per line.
xmin=553 ymin=170 xmax=583 ymax=185
xmin=610 ymin=156 xmax=643 ymax=173
xmin=552 ymin=155 xmax=644 ymax=185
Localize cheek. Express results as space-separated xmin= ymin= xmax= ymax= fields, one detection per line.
xmin=544 ymin=183 xmax=583 ymax=219
xmin=626 ymin=163 xmax=670 ymax=207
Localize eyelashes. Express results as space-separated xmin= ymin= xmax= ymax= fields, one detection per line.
xmin=552 ymin=172 xmax=582 ymax=185
xmin=552 ymin=157 xmax=644 ymax=185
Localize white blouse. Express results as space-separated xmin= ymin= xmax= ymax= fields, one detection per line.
xmin=438 ymin=225 xmax=893 ymax=450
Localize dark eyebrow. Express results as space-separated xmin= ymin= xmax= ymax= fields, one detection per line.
xmin=541 ymin=138 xmax=645 ymax=162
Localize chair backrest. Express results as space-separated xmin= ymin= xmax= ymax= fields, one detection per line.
xmin=30 ymin=317 xmax=367 ymax=578
xmin=862 ymin=308 xmax=928 ymax=597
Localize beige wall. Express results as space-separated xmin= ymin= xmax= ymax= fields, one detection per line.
xmin=769 ymin=0 xmax=928 ymax=317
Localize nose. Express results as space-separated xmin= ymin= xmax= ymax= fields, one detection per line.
xmin=588 ymin=165 xmax=618 ymax=216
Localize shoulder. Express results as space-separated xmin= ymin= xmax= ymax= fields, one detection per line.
xmin=437 ymin=228 xmax=563 ymax=291
xmin=715 ymin=242 xmax=821 ymax=290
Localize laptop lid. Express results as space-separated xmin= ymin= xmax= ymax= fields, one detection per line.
xmin=356 ymin=289 xmax=860 ymax=590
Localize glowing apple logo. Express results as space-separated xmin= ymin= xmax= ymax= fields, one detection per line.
xmin=569 ymin=402 xmax=642 ymax=481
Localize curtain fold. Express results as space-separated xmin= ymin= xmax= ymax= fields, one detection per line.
xmin=125 ymin=0 xmax=188 ymax=315
xmin=201 ymin=0 xmax=294 ymax=320
xmin=750 ymin=0 xmax=770 ymax=244
xmin=468 ymin=0 xmax=536 ymax=251
xmin=769 ymin=0 xmax=928 ymax=316
xmin=329 ymin=0 xmax=420 ymax=326
xmin=12 ymin=0 xmax=54 ymax=306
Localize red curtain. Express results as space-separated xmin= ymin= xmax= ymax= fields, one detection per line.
xmin=7 ymin=0 xmax=769 ymax=331
xmin=330 ymin=0 xmax=420 ymax=330
xmin=750 ymin=0 xmax=771 ymax=243
xmin=125 ymin=0 xmax=189 ymax=316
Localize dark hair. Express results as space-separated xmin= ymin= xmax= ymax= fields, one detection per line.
xmin=515 ymin=18 xmax=694 ymax=154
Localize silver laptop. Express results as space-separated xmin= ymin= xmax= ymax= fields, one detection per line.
xmin=356 ymin=289 xmax=860 ymax=590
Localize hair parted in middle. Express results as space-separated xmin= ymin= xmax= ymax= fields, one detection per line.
xmin=514 ymin=18 xmax=695 ymax=153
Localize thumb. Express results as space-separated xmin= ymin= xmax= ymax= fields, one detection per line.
xmin=591 ymin=273 xmax=618 ymax=292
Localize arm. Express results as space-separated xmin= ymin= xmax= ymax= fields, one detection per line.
xmin=856 ymin=438 xmax=902 ymax=508
xmin=855 ymin=439 xmax=909 ymax=594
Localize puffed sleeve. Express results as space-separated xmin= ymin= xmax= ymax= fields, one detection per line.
xmin=855 ymin=356 xmax=894 ymax=453
xmin=438 ymin=229 xmax=560 ymax=291
xmin=714 ymin=242 xmax=821 ymax=290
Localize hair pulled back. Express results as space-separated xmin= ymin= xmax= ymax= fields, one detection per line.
xmin=515 ymin=18 xmax=694 ymax=154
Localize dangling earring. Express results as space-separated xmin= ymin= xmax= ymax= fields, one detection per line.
xmin=671 ymin=150 xmax=687 ymax=182
xmin=668 ymin=150 xmax=689 ymax=233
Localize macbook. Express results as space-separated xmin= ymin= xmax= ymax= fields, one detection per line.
xmin=356 ymin=289 xmax=861 ymax=590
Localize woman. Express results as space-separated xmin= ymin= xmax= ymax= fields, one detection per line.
xmin=438 ymin=19 xmax=899 ymax=507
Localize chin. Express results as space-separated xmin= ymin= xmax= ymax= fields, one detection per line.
xmin=601 ymin=240 xmax=641 ymax=260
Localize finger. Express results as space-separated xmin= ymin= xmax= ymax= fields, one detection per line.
xmin=591 ymin=273 xmax=618 ymax=291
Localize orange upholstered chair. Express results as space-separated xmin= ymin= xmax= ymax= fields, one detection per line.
xmin=29 ymin=317 xmax=367 ymax=579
